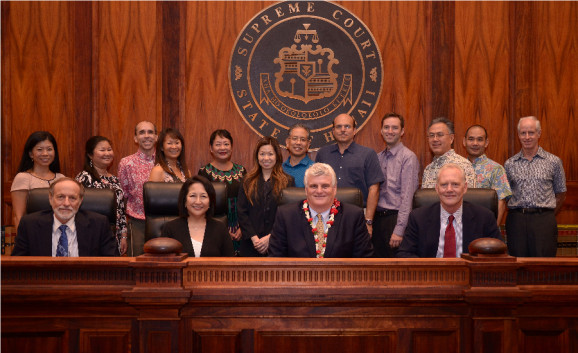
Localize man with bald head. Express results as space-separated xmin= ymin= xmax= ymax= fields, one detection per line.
xmin=118 ymin=120 xmax=158 ymax=256
xmin=504 ymin=116 xmax=566 ymax=257
xmin=398 ymin=164 xmax=501 ymax=258
xmin=315 ymin=113 xmax=384 ymax=235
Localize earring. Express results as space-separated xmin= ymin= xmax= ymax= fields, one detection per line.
xmin=90 ymin=159 xmax=93 ymax=168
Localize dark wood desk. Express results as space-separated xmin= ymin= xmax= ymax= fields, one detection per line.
xmin=2 ymin=256 xmax=578 ymax=353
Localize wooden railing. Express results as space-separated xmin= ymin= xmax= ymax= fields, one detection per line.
xmin=2 ymin=253 xmax=578 ymax=353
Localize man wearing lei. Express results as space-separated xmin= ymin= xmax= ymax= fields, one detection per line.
xmin=268 ymin=163 xmax=373 ymax=258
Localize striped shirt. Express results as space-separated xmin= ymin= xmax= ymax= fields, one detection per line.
xmin=504 ymin=147 xmax=566 ymax=209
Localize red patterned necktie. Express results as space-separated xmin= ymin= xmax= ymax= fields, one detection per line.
xmin=443 ymin=215 xmax=456 ymax=258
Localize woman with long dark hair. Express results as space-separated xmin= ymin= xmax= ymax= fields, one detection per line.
xmin=11 ymin=131 xmax=65 ymax=228
xmin=237 ymin=137 xmax=294 ymax=256
xmin=149 ymin=128 xmax=191 ymax=182
xmin=75 ymin=136 xmax=128 ymax=255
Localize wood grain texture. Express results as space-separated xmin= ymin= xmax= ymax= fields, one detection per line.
xmin=1 ymin=1 xmax=577 ymax=225
xmin=454 ymin=2 xmax=511 ymax=164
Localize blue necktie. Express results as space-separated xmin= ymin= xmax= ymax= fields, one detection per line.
xmin=56 ymin=224 xmax=69 ymax=257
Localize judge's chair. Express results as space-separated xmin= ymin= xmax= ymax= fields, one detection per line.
xmin=26 ymin=187 xmax=117 ymax=225
xmin=143 ymin=182 xmax=228 ymax=241
xmin=412 ymin=188 xmax=498 ymax=219
xmin=280 ymin=187 xmax=364 ymax=208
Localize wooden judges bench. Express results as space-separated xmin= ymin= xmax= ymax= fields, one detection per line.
xmin=2 ymin=250 xmax=578 ymax=353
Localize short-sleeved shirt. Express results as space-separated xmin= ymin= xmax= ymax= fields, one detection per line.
xmin=118 ymin=151 xmax=155 ymax=220
xmin=504 ymin=147 xmax=566 ymax=209
xmin=377 ymin=142 xmax=420 ymax=236
xmin=11 ymin=172 xmax=66 ymax=192
xmin=422 ymin=149 xmax=477 ymax=188
xmin=471 ymin=154 xmax=512 ymax=200
xmin=282 ymin=156 xmax=314 ymax=187
xmin=315 ymin=141 xmax=384 ymax=205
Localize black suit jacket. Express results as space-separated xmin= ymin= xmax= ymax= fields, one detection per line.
xmin=268 ymin=200 xmax=374 ymax=258
xmin=237 ymin=174 xmax=294 ymax=256
xmin=397 ymin=201 xmax=502 ymax=258
xmin=161 ymin=217 xmax=234 ymax=257
xmin=12 ymin=209 xmax=119 ymax=256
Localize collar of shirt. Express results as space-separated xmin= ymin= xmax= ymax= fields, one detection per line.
xmin=283 ymin=156 xmax=311 ymax=168
xmin=471 ymin=154 xmax=488 ymax=167
xmin=136 ymin=150 xmax=155 ymax=162
xmin=433 ymin=149 xmax=456 ymax=164
xmin=513 ymin=146 xmax=546 ymax=162
xmin=328 ymin=141 xmax=358 ymax=155
xmin=52 ymin=215 xmax=78 ymax=257
xmin=379 ymin=142 xmax=404 ymax=158
xmin=309 ymin=208 xmax=331 ymax=233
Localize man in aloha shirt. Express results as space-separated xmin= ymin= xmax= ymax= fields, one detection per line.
xmin=422 ymin=117 xmax=476 ymax=188
xmin=463 ymin=124 xmax=512 ymax=225
xmin=118 ymin=121 xmax=158 ymax=256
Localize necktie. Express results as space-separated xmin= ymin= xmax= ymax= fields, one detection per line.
xmin=314 ymin=214 xmax=326 ymax=258
xmin=56 ymin=224 xmax=69 ymax=257
xmin=443 ymin=215 xmax=456 ymax=258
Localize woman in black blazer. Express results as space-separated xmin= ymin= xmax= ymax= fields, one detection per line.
xmin=237 ymin=137 xmax=294 ymax=257
xmin=161 ymin=176 xmax=234 ymax=257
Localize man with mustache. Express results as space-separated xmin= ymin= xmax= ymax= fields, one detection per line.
xmin=118 ymin=121 xmax=158 ymax=256
xmin=463 ymin=124 xmax=512 ymax=225
xmin=422 ymin=117 xmax=476 ymax=188
xmin=397 ymin=164 xmax=501 ymax=258
xmin=504 ymin=116 xmax=566 ymax=257
xmin=12 ymin=178 xmax=118 ymax=256
xmin=315 ymin=113 xmax=384 ymax=235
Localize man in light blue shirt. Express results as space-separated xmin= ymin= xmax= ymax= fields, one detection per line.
xmin=282 ymin=124 xmax=315 ymax=187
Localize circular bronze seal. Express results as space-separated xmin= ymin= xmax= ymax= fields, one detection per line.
xmin=229 ymin=1 xmax=383 ymax=150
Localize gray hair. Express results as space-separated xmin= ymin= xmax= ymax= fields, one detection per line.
xmin=436 ymin=163 xmax=466 ymax=183
xmin=49 ymin=177 xmax=85 ymax=199
xmin=288 ymin=123 xmax=311 ymax=139
xmin=304 ymin=163 xmax=337 ymax=187
xmin=517 ymin=116 xmax=541 ymax=133
xmin=429 ymin=117 xmax=454 ymax=134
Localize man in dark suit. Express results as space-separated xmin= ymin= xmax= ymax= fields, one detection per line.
xmin=268 ymin=163 xmax=373 ymax=258
xmin=12 ymin=178 xmax=118 ymax=257
xmin=397 ymin=163 xmax=502 ymax=258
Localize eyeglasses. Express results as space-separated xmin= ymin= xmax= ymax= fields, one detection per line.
xmin=289 ymin=136 xmax=310 ymax=143
xmin=427 ymin=132 xmax=452 ymax=139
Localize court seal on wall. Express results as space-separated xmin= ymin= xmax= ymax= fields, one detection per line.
xmin=229 ymin=1 xmax=383 ymax=150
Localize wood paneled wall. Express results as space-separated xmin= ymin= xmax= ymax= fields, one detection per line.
xmin=2 ymin=1 xmax=577 ymax=224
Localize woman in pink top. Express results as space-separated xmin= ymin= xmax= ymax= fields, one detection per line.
xmin=11 ymin=131 xmax=65 ymax=228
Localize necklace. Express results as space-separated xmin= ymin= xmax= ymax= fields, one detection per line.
xmin=302 ymin=199 xmax=340 ymax=258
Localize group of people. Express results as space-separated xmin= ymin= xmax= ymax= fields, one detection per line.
xmin=11 ymin=112 xmax=566 ymax=259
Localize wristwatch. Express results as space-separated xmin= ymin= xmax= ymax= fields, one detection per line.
xmin=365 ymin=219 xmax=373 ymax=226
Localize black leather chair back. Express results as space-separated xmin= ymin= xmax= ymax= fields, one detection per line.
xmin=280 ymin=187 xmax=364 ymax=208
xmin=412 ymin=188 xmax=498 ymax=219
xmin=143 ymin=181 xmax=228 ymax=241
xmin=26 ymin=187 xmax=117 ymax=225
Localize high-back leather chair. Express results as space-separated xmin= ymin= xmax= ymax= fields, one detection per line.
xmin=280 ymin=187 xmax=364 ymax=208
xmin=412 ymin=188 xmax=498 ymax=219
xmin=143 ymin=181 xmax=228 ymax=241
xmin=26 ymin=187 xmax=117 ymax=225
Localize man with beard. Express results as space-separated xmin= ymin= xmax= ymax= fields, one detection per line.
xmin=12 ymin=178 xmax=118 ymax=256
xmin=268 ymin=163 xmax=373 ymax=258
xmin=398 ymin=164 xmax=501 ymax=258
